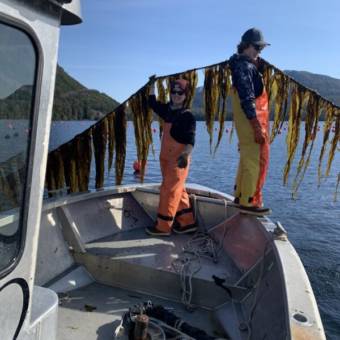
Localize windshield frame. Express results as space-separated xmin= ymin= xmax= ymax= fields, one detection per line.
xmin=0 ymin=14 xmax=42 ymax=279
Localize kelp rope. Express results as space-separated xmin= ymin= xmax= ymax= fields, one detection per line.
xmin=45 ymin=58 xmax=340 ymax=201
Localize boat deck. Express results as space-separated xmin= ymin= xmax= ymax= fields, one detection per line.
xmin=74 ymin=226 xmax=243 ymax=309
xmin=57 ymin=282 xmax=220 ymax=340
xmin=85 ymin=227 xmax=242 ymax=282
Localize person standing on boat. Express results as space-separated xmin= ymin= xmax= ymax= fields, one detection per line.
xmin=146 ymin=79 xmax=197 ymax=236
xmin=229 ymin=28 xmax=271 ymax=215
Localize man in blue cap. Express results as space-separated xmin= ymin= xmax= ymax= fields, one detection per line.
xmin=228 ymin=28 xmax=271 ymax=216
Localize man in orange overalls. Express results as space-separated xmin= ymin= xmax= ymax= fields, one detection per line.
xmin=229 ymin=28 xmax=271 ymax=216
xmin=146 ymin=79 xmax=197 ymax=236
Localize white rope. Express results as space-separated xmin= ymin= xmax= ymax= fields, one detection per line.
xmin=172 ymin=197 xmax=231 ymax=309
xmin=172 ymin=232 xmax=224 ymax=309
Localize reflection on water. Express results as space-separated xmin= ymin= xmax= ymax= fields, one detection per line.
xmin=50 ymin=120 xmax=340 ymax=339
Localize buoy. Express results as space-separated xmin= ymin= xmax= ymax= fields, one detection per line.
xmin=133 ymin=160 xmax=141 ymax=172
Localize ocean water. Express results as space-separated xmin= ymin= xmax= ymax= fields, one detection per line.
xmin=50 ymin=120 xmax=340 ymax=339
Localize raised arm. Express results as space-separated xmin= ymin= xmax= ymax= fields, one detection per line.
xmin=148 ymin=79 xmax=169 ymax=120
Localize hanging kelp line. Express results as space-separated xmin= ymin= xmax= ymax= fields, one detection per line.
xmin=128 ymin=85 xmax=153 ymax=181
xmin=45 ymin=58 xmax=340 ymax=200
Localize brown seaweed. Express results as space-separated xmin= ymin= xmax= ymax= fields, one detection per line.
xmin=317 ymin=105 xmax=335 ymax=184
xmin=335 ymin=173 xmax=340 ymax=202
xmin=92 ymin=118 xmax=108 ymax=189
xmin=270 ymin=72 xmax=290 ymax=142
xmin=156 ymin=79 xmax=167 ymax=138
xmin=44 ymin=58 xmax=339 ymax=199
xmin=129 ymin=85 xmax=154 ymax=181
xmin=60 ymin=140 xmax=79 ymax=193
xmin=292 ymin=94 xmax=322 ymax=197
xmin=214 ymin=63 xmax=231 ymax=153
xmin=114 ymin=105 xmax=127 ymax=185
xmin=204 ymin=66 xmax=220 ymax=152
xmin=46 ymin=149 xmax=65 ymax=195
xmin=325 ymin=111 xmax=340 ymax=177
xmin=283 ymin=84 xmax=306 ymax=185
xmin=181 ymin=70 xmax=198 ymax=109
xmin=107 ymin=112 xmax=115 ymax=171
xmin=75 ymin=130 xmax=92 ymax=192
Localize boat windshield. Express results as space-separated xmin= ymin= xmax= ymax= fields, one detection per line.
xmin=0 ymin=20 xmax=37 ymax=276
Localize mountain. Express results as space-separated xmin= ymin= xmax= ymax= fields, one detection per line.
xmin=191 ymin=70 xmax=340 ymax=120
xmin=284 ymin=70 xmax=340 ymax=106
xmin=0 ymin=66 xmax=120 ymax=120
xmin=52 ymin=66 xmax=119 ymax=120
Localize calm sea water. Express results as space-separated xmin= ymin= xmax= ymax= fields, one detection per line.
xmin=50 ymin=120 xmax=340 ymax=339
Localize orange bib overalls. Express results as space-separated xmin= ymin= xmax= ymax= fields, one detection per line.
xmin=231 ymin=88 xmax=270 ymax=207
xmin=155 ymin=122 xmax=195 ymax=232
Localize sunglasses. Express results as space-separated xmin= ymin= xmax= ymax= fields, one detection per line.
xmin=252 ymin=44 xmax=264 ymax=52
xmin=171 ymin=90 xmax=185 ymax=96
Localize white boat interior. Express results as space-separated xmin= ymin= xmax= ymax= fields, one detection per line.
xmin=29 ymin=183 xmax=324 ymax=339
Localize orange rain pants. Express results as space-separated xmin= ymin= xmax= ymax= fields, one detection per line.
xmin=231 ymin=88 xmax=270 ymax=207
xmin=155 ymin=123 xmax=195 ymax=232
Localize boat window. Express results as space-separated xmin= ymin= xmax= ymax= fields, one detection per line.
xmin=0 ymin=21 xmax=37 ymax=275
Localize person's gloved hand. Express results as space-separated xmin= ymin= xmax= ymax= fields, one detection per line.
xmin=177 ymin=153 xmax=189 ymax=168
xmin=250 ymin=117 xmax=266 ymax=144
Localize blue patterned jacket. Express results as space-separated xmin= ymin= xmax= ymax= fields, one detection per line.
xmin=229 ymin=54 xmax=265 ymax=120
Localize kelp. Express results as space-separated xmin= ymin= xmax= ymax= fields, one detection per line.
xmin=46 ymin=149 xmax=65 ymax=195
xmin=181 ymin=70 xmax=198 ymax=109
xmin=157 ymin=78 xmax=167 ymax=103
xmin=283 ymin=83 xmax=306 ymax=185
xmin=75 ymin=130 xmax=92 ymax=192
xmin=317 ymin=105 xmax=335 ymax=184
xmin=335 ymin=173 xmax=340 ymax=202
xmin=214 ymin=63 xmax=231 ymax=153
xmin=229 ymin=121 xmax=234 ymax=144
xmin=114 ymin=105 xmax=127 ymax=185
xmin=92 ymin=118 xmax=108 ymax=189
xmin=156 ymin=79 xmax=167 ymax=138
xmin=60 ymin=140 xmax=79 ymax=193
xmin=262 ymin=63 xmax=274 ymax=96
xmin=325 ymin=111 xmax=340 ymax=177
xmin=204 ymin=66 xmax=220 ymax=151
xmin=291 ymin=94 xmax=322 ymax=197
xmin=270 ymin=71 xmax=290 ymax=142
xmin=129 ymin=85 xmax=154 ymax=180
xmin=44 ymin=57 xmax=339 ymax=199
xmin=107 ymin=112 xmax=115 ymax=171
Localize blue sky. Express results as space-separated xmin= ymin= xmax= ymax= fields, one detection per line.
xmin=58 ymin=0 xmax=340 ymax=102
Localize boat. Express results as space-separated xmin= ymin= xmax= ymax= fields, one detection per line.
xmin=0 ymin=0 xmax=327 ymax=339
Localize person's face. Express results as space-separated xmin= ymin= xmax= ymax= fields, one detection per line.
xmin=170 ymin=85 xmax=186 ymax=106
xmin=245 ymin=44 xmax=264 ymax=60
